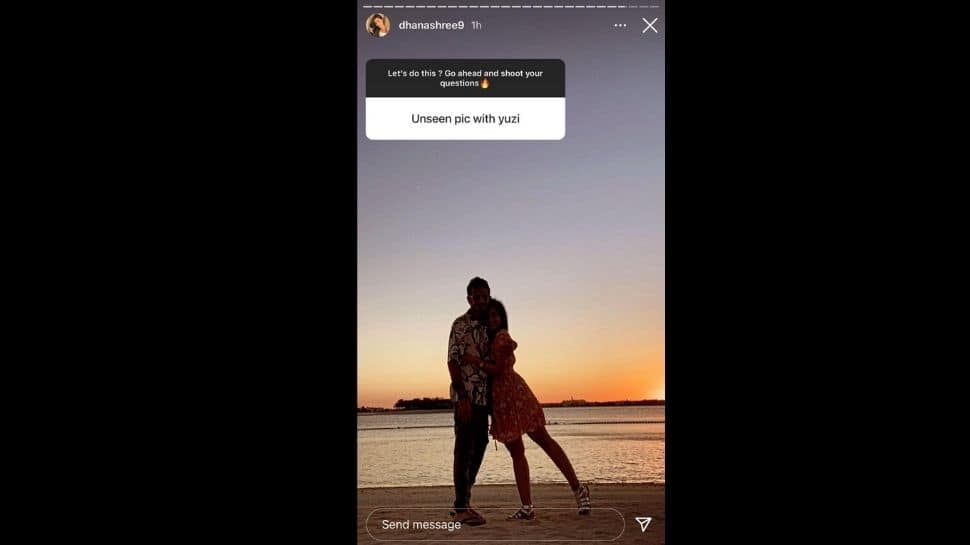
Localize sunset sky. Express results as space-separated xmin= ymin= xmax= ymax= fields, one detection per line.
xmin=357 ymin=145 xmax=665 ymax=408
xmin=357 ymin=11 xmax=664 ymax=409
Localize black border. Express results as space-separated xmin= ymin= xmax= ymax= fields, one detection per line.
xmin=111 ymin=4 xmax=358 ymax=542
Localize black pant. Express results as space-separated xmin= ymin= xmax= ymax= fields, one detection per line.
xmin=453 ymin=403 xmax=490 ymax=511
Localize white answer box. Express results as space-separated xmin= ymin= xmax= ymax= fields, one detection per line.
xmin=366 ymin=97 xmax=565 ymax=141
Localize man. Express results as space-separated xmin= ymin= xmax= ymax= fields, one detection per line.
xmin=447 ymin=276 xmax=492 ymax=526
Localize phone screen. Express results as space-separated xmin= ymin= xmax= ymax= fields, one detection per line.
xmin=357 ymin=4 xmax=664 ymax=543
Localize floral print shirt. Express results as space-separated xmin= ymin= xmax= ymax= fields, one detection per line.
xmin=448 ymin=311 xmax=490 ymax=406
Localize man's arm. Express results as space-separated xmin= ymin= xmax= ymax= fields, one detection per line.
xmin=447 ymin=321 xmax=469 ymax=401
xmin=448 ymin=319 xmax=472 ymax=423
xmin=448 ymin=361 xmax=467 ymax=400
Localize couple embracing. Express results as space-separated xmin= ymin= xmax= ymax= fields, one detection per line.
xmin=448 ymin=276 xmax=591 ymax=525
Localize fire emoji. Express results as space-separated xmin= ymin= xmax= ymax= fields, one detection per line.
xmin=481 ymin=78 xmax=490 ymax=89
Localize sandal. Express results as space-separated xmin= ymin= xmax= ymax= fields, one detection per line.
xmin=507 ymin=505 xmax=536 ymax=520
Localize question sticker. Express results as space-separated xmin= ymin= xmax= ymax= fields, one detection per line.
xmin=365 ymin=59 xmax=565 ymax=141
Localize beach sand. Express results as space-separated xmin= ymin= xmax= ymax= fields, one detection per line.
xmin=358 ymin=483 xmax=664 ymax=544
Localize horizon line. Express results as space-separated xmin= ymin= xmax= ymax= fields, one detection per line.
xmin=359 ymin=397 xmax=666 ymax=409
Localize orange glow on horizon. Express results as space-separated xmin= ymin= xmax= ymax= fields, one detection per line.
xmin=357 ymin=274 xmax=664 ymax=410
xmin=359 ymin=356 xmax=664 ymax=409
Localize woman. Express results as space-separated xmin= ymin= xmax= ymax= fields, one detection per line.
xmin=463 ymin=299 xmax=591 ymax=520
xmin=367 ymin=13 xmax=389 ymax=37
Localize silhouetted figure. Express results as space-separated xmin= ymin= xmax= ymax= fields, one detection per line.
xmin=447 ymin=277 xmax=492 ymax=526
xmin=462 ymin=299 xmax=591 ymax=520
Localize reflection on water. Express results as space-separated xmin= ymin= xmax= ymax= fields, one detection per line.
xmin=358 ymin=406 xmax=664 ymax=488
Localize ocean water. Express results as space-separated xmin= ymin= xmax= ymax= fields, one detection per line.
xmin=358 ymin=406 xmax=664 ymax=488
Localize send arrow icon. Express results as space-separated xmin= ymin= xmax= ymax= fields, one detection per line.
xmin=635 ymin=517 xmax=653 ymax=532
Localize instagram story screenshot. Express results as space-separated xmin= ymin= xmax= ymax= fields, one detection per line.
xmin=357 ymin=3 xmax=665 ymax=544
xmin=67 ymin=3 xmax=912 ymax=543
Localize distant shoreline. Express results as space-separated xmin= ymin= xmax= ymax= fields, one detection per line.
xmin=359 ymin=402 xmax=665 ymax=415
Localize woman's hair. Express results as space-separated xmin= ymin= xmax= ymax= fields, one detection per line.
xmin=488 ymin=299 xmax=509 ymax=333
xmin=369 ymin=14 xmax=385 ymax=34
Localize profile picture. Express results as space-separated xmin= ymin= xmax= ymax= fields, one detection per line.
xmin=366 ymin=13 xmax=391 ymax=37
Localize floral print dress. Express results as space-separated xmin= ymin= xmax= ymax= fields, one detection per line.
xmin=488 ymin=330 xmax=546 ymax=444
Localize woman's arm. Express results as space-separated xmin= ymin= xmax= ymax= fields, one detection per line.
xmin=477 ymin=358 xmax=503 ymax=375
xmin=462 ymin=352 xmax=502 ymax=375
xmin=486 ymin=331 xmax=516 ymax=375
xmin=461 ymin=352 xmax=482 ymax=366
